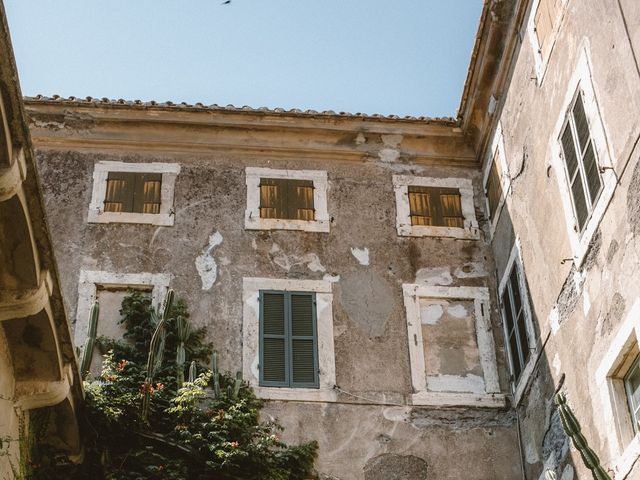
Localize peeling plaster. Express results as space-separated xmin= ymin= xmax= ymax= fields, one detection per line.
xmin=350 ymin=247 xmax=370 ymax=266
xmin=378 ymin=135 xmax=403 ymax=163
xmin=323 ymin=274 xmax=341 ymax=283
xmin=454 ymin=262 xmax=487 ymax=278
xmin=426 ymin=374 xmax=485 ymax=394
xmin=420 ymin=304 xmax=444 ymax=325
xmin=415 ymin=267 xmax=453 ymax=286
xmin=269 ymin=243 xmax=326 ymax=273
xmin=561 ymin=464 xmax=574 ymax=480
xmin=448 ymin=303 xmax=468 ymax=318
xmin=195 ymin=231 xmax=223 ymax=290
xmin=552 ymin=353 xmax=562 ymax=376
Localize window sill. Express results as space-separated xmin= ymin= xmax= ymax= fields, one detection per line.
xmin=411 ymin=391 xmax=506 ymax=408
xmin=244 ymin=216 xmax=330 ymax=233
xmin=88 ymin=210 xmax=175 ymax=226
xmin=397 ymin=224 xmax=480 ymax=240
xmin=253 ymin=386 xmax=337 ymax=403
xmin=512 ymin=350 xmax=538 ymax=406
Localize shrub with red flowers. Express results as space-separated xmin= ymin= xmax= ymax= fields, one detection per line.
xmin=31 ymin=291 xmax=317 ymax=480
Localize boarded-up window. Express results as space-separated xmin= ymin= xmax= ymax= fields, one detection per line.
xmin=534 ymin=0 xmax=563 ymax=58
xmin=501 ymin=265 xmax=531 ymax=382
xmin=260 ymin=290 xmax=318 ymax=388
xmin=259 ymin=178 xmax=315 ymax=221
xmin=486 ymin=151 xmax=504 ymax=220
xmin=559 ymin=91 xmax=603 ymax=232
xmin=408 ymin=186 xmax=464 ymax=228
xmin=104 ymin=172 xmax=162 ymax=214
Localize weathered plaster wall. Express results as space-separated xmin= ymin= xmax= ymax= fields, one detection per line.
xmin=29 ymin=105 xmax=519 ymax=478
xmin=0 ymin=327 xmax=21 ymax=479
xmin=486 ymin=0 xmax=640 ymax=478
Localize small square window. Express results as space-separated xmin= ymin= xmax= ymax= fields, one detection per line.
xmin=245 ymin=167 xmax=329 ymax=232
xmin=259 ymin=290 xmax=319 ymax=389
xmin=259 ymin=178 xmax=315 ymax=221
xmin=408 ymin=186 xmax=463 ymax=228
xmin=104 ymin=172 xmax=162 ymax=214
xmin=393 ymin=175 xmax=479 ymax=239
xmin=88 ymin=161 xmax=180 ymax=226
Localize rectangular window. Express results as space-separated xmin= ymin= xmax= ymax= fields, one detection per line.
xmin=104 ymin=172 xmax=162 ymax=214
xmin=501 ymin=263 xmax=532 ymax=383
xmin=560 ymin=91 xmax=603 ymax=232
xmin=486 ymin=154 xmax=504 ymax=221
xmin=259 ymin=290 xmax=318 ymax=388
xmin=408 ymin=186 xmax=463 ymax=228
xmin=259 ymin=178 xmax=315 ymax=221
xmin=625 ymin=355 xmax=640 ymax=434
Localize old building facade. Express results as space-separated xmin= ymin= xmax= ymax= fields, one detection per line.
xmin=4 ymin=0 xmax=640 ymax=478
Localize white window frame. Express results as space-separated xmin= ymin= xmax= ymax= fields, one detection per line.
xmin=550 ymin=46 xmax=616 ymax=267
xmin=498 ymin=241 xmax=538 ymax=405
xmin=402 ymin=283 xmax=505 ymax=408
xmin=242 ymin=277 xmax=336 ymax=402
xmin=88 ymin=161 xmax=181 ymax=226
xmin=244 ymin=167 xmax=330 ymax=233
xmin=74 ymin=270 xmax=171 ymax=347
xmin=482 ymin=122 xmax=511 ymax=239
xmin=393 ymin=175 xmax=479 ymax=240
xmin=526 ymin=0 xmax=570 ymax=85
xmin=596 ymin=298 xmax=640 ymax=479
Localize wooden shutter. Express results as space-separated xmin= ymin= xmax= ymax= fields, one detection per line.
xmin=439 ymin=190 xmax=464 ymax=228
xmin=259 ymin=178 xmax=287 ymax=219
xmin=288 ymin=180 xmax=315 ymax=221
xmin=289 ymin=293 xmax=318 ymax=387
xmin=135 ymin=173 xmax=162 ymax=214
xmin=486 ymin=154 xmax=504 ymax=220
xmin=104 ymin=172 xmax=135 ymax=212
xmin=408 ymin=186 xmax=432 ymax=226
xmin=260 ymin=292 xmax=287 ymax=385
xmin=534 ymin=0 xmax=554 ymax=56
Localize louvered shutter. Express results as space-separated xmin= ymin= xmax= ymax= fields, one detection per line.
xmin=408 ymin=186 xmax=432 ymax=226
xmin=439 ymin=189 xmax=464 ymax=228
xmin=259 ymin=178 xmax=287 ymax=219
xmin=561 ymin=122 xmax=588 ymax=230
xmin=289 ymin=293 xmax=318 ymax=387
xmin=136 ymin=173 xmax=162 ymax=214
xmin=104 ymin=172 xmax=135 ymax=212
xmin=502 ymin=279 xmax=522 ymax=380
xmin=288 ymin=180 xmax=315 ymax=221
xmin=260 ymin=292 xmax=288 ymax=386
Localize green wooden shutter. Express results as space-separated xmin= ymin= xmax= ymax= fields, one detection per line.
xmin=289 ymin=293 xmax=318 ymax=387
xmin=288 ymin=179 xmax=315 ymax=221
xmin=104 ymin=172 xmax=135 ymax=212
xmin=260 ymin=291 xmax=288 ymax=386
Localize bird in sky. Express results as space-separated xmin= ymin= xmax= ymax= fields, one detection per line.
xmin=221 ymin=0 xmax=231 ymax=4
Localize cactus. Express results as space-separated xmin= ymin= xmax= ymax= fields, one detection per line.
xmin=79 ymin=302 xmax=100 ymax=379
xmin=142 ymin=289 xmax=175 ymax=422
xmin=188 ymin=360 xmax=197 ymax=383
xmin=554 ymin=392 xmax=611 ymax=480
xmin=211 ymin=350 xmax=221 ymax=398
xmin=175 ymin=315 xmax=191 ymax=388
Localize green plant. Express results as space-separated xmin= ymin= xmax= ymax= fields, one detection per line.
xmin=79 ymin=302 xmax=100 ymax=379
xmin=30 ymin=290 xmax=318 ymax=479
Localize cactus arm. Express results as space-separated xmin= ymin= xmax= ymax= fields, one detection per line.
xmin=188 ymin=361 xmax=197 ymax=383
xmin=79 ymin=302 xmax=100 ymax=379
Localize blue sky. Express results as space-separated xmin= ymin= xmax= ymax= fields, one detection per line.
xmin=4 ymin=1 xmax=482 ymax=117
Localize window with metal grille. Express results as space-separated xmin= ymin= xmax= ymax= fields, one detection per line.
xmin=104 ymin=172 xmax=162 ymax=214
xmin=560 ymin=91 xmax=603 ymax=232
xmin=625 ymin=355 xmax=640 ymax=434
xmin=259 ymin=178 xmax=315 ymax=221
xmin=501 ymin=264 xmax=531 ymax=383
xmin=408 ymin=186 xmax=464 ymax=228
xmin=259 ymin=290 xmax=318 ymax=388
xmin=533 ymin=0 xmax=563 ymax=58
xmin=486 ymin=152 xmax=504 ymax=221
